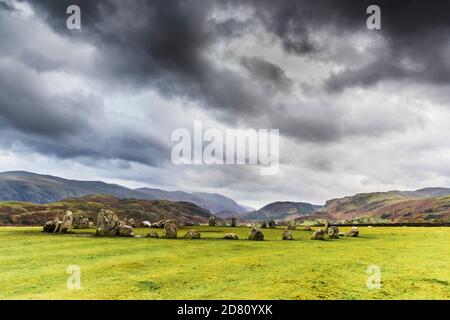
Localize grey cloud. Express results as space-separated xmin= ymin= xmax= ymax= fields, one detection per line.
xmin=241 ymin=56 xmax=293 ymax=94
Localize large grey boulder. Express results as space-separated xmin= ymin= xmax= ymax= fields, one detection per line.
xmin=248 ymin=227 xmax=264 ymax=241
xmin=310 ymin=229 xmax=325 ymax=240
xmin=184 ymin=230 xmax=201 ymax=239
xmin=151 ymin=219 xmax=166 ymax=229
xmin=346 ymin=227 xmax=360 ymax=237
xmin=327 ymin=226 xmax=340 ymax=239
xmin=73 ymin=216 xmax=90 ymax=229
xmin=141 ymin=221 xmax=151 ymax=227
xmin=223 ymin=233 xmax=239 ymax=240
xmin=146 ymin=230 xmax=159 ymax=238
xmin=43 ymin=218 xmax=60 ymax=233
xmin=268 ymin=219 xmax=276 ymax=229
xmin=117 ymin=224 xmax=134 ymax=237
xmin=96 ymin=209 xmax=120 ymax=236
xmin=128 ymin=218 xmax=136 ymax=228
xmin=282 ymin=229 xmax=293 ymax=240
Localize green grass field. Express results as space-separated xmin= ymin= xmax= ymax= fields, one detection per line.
xmin=0 ymin=226 xmax=449 ymax=300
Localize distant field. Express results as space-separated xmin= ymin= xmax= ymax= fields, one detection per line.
xmin=0 ymin=226 xmax=449 ymax=300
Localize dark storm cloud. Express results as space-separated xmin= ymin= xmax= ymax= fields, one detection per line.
xmin=241 ymin=56 xmax=293 ymax=93
xmin=0 ymin=54 xmax=167 ymax=166
xmin=223 ymin=0 xmax=450 ymax=90
xmin=3 ymin=0 xmax=449 ymax=166
xmin=24 ymin=0 xmax=265 ymax=115
xmin=25 ymin=0 xmax=450 ymax=101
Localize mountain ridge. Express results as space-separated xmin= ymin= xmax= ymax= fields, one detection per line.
xmin=0 ymin=171 xmax=249 ymax=216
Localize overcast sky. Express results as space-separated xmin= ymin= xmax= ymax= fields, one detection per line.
xmin=1 ymin=0 xmax=450 ymax=208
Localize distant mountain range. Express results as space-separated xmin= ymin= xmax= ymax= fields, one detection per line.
xmin=1 ymin=171 xmax=450 ymax=224
xmin=313 ymin=188 xmax=450 ymax=223
xmin=241 ymin=201 xmax=322 ymax=221
xmin=0 ymin=171 xmax=250 ymax=217
xmin=0 ymin=194 xmax=213 ymax=226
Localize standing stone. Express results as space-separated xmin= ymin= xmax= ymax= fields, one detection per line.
xmin=260 ymin=221 xmax=267 ymax=228
xmin=287 ymin=220 xmax=296 ymax=230
xmin=310 ymin=229 xmax=325 ymax=240
xmin=59 ymin=211 xmax=74 ymax=233
xmin=268 ymin=219 xmax=276 ymax=229
xmin=53 ymin=218 xmax=62 ymax=233
xmin=128 ymin=218 xmax=136 ymax=228
xmin=346 ymin=227 xmax=360 ymax=237
xmin=231 ymin=217 xmax=237 ymax=227
xmin=248 ymin=226 xmax=264 ymax=241
xmin=146 ymin=230 xmax=159 ymax=238
xmin=141 ymin=221 xmax=151 ymax=227
xmin=117 ymin=224 xmax=134 ymax=237
xmin=184 ymin=230 xmax=201 ymax=239
xmin=72 ymin=216 xmax=83 ymax=229
xmin=96 ymin=209 xmax=120 ymax=236
xmin=164 ymin=220 xmax=177 ymax=239
xmin=88 ymin=221 xmax=96 ymax=229
xmin=223 ymin=233 xmax=239 ymax=240
xmin=282 ymin=229 xmax=293 ymax=240
xmin=82 ymin=218 xmax=90 ymax=229
xmin=151 ymin=219 xmax=166 ymax=229
xmin=324 ymin=221 xmax=330 ymax=234
xmin=327 ymin=226 xmax=340 ymax=239
xmin=208 ymin=216 xmax=216 ymax=227
xmin=43 ymin=219 xmax=59 ymax=233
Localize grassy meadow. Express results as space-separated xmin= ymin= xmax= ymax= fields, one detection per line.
xmin=0 ymin=226 xmax=449 ymax=300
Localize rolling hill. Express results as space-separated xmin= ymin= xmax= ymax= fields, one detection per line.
xmin=0 ymin=171 xmax=249 ymax=216
xmin=242 ymin=201 xmax=322 ymax=221
xmin=315 ymin=188 xmax=450 ymax=223
xmin=0 ymin=194 xmax=214 ymax=226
